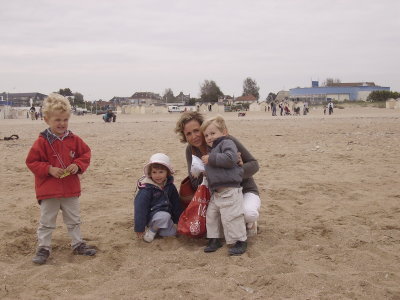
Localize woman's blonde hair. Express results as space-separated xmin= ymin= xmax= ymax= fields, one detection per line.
xmin=174 ymin=111 xmax=204 ymax=143
xmin=42 ymin=93 xmax=71 ymax=118
xmin=200 ymin=115 xmax=228 ymax=134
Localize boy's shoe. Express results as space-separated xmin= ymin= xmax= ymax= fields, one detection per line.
xmin=204 ymin=238 xmax=222 ymax=253
xmin=246 ymin=221 xmax=258 ymax=237
xmin=73 ymin=242 xmax=96 ymax=256
xmin=228 ymin=241 xmax=247 ymax=256
xmin=32 ymin=248 xmax=50 ymax=265
xmin=143 ymin=229 xmax=157 ymax=243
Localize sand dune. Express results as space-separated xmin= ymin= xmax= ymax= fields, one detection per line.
xmin=1 ymin=107 xmax=399 ymax=299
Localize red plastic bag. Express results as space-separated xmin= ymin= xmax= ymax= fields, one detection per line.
xmin=177 ymin=178 xmax=210 ymax=237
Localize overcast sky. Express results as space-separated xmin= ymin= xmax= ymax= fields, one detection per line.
xmin=1 ymin=0 xmax=399 ymax=101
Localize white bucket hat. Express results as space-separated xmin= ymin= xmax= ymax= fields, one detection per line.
xmin=143 ymin=153 xmax=174 ymax=176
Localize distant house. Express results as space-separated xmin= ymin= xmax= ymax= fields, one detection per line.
xmin=175 ymin=92 xmax=190 ymax=104
xmin=94 ymin=100 xmax=113 ymax=111
xmin=234 ymin=94 xmax=257 ymax=104
xmin=290 ymin=81 xmax=390 ymax=103
xmin=0 ymin=92 xmax=47 ymax=107
xmin=131 ymin=92 xmax=162 ymax=105
xmin=218 ymin=95 xmax=234 ymax=105
xmin=109 ymin=96 xmax=132 ymax=106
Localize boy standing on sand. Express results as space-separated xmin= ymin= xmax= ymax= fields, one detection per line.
xmin=26 ymin=93 xmax=96 ymax=265
xmin=200 ymin=116 xmax=247 ymax=256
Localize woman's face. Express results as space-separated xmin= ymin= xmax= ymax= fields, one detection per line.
xmin=183 ymin=119 xmax=204 ymax=148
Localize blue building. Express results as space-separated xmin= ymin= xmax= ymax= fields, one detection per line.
xmin=289 ymin=81 xmax=390 ymax=104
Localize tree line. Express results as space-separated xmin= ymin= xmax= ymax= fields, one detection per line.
xmin=367 ymin=90 xmax=400 ymax=102
xmin=165 ymin=77 xmax=261 ymax=104
xmin=56 ymin=77 xmax=262 ymax=108
xmin=57 ymin=88 xmax=85 ymax=107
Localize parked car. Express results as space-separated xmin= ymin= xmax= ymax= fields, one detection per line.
xmin=168 ymin=105 xmax=183 ymax=113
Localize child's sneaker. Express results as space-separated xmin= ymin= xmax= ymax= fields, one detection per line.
xmin=246 ymin=221 xmax=258 ymax=237
xmin=143 ymin=229 xmax=157 ymax=243
xmin=32 ymin=248 xmax=50 ymax=265
xmin=204 ymin=238 xmax=222 ymax=253
xmin=228 ymin=241 xmax=247 ymax=256
xmin=73 ymin=242 xmax=96 ymax=256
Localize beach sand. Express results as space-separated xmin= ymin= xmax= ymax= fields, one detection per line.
xmin=1 ymin=107 xmax=399 ymax=299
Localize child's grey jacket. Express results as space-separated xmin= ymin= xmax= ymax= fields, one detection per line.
xmin=205 ymin=136 xmax=244 ymax=192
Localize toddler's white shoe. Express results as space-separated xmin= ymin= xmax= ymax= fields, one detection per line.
xmin=246 ymin=221 xmax=258 ymax=237
xmin=143 ymin=229 xmax=157 ymax=243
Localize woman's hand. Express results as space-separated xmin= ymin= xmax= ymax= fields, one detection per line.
xmin=201 ymin=155 xmax=209 ymax=165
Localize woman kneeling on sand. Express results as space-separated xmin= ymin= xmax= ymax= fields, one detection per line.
xmin=174 ymin=111 xmax=260 ymax=236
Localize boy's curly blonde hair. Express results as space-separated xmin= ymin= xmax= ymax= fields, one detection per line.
xmin=42 ymin=93 xmax=72 ymax=118
xmin=200 ymin=115 xmax=228 ymax=134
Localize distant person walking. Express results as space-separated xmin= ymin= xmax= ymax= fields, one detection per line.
xmin=328 ymin=101 xmax=334 ymax=115
xmin=29 ymin=106 xmax=36 ymax=120
xmin=303 ymin=102 xmax=309 ymax=115
xmin=271 ymin=102 xmax=277 ymax=116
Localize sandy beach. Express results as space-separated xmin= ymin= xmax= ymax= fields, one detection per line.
xmin=1 ymin=106 xmax=399 ymax=299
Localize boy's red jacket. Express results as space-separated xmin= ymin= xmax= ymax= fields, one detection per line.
xmin=26 ymin=130 xmax=91 ymax=201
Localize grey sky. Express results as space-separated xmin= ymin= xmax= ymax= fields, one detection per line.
xmin=1 ymin=0 xmax=399 ymax=101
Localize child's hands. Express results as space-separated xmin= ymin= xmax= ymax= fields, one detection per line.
xmin=136 ymin=232 xmax=144 ymax=239
xmin=201 ymin=155 xmax=209 ymax=165
xmin=48 ymin=166 xmax=65 ymax=178
xmin=66 ymin=163 xmax=79 ymax=174
xmin=237 ymin=152 xmax=243 ymax=166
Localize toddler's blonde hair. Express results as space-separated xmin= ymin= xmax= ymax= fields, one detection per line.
xmin=42 ymin=93 xmax=71 ymax=118
xmin=200 ymin=115 xmax=228 ymax=134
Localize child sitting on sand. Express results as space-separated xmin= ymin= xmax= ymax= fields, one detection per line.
xmin=133 ymin=153 xmax=183 ymax=242
xmin=26 ymin=93 xmax=96 ymax=265
xmin=200 ymin=115 xmax=247 ymax=256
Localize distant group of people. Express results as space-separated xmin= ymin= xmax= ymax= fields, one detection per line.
xmin=269 ymin=101 xmax=309 ymax=116
xmin=268 ymin=100 xmax=335 ymax=116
